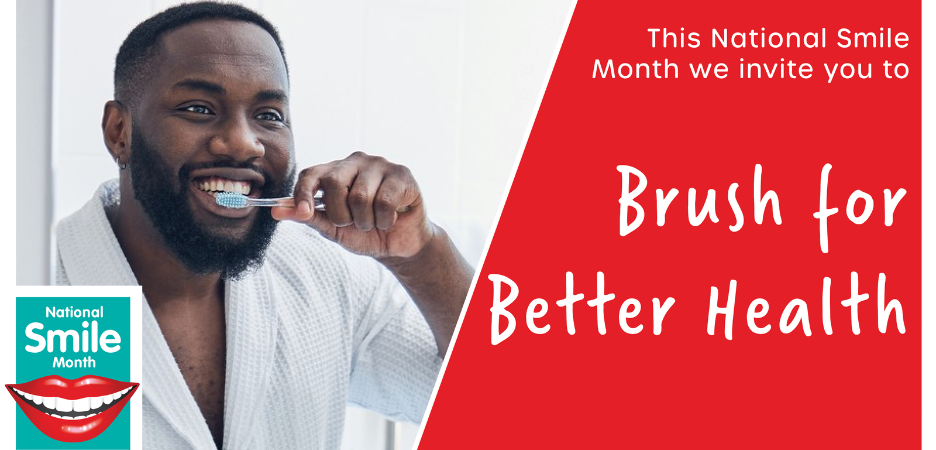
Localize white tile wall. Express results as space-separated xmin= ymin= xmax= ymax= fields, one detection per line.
xmin=362 ymin=4 xmax=461 ymax=222
xmin=47 ymin=0 xmax=573 ymax=449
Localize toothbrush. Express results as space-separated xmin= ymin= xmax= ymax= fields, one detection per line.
xmin=215 ymin=191 xmax=325 ymax=210
xmin=215 ymin=191 xmax=410 ymax=212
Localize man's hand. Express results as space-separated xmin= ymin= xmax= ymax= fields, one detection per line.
xmin=271 ymin=151 xmax=435 ymax=259
xmin=272 ymin=151 xmax=474 ymax=356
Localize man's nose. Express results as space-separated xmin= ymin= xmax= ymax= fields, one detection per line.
xmin=208 ymin=115 xmax=264 ymax=161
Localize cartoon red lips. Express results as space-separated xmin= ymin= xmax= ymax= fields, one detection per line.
xmin=6 ymin=375 xmax=139 ymax=442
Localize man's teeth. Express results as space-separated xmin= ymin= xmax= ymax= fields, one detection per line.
xmin=12 ymin=387 xmax=132 ymax=418
xmin=197 ymin=177 xmax=251 ymax=195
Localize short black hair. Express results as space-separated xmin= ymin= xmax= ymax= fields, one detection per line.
xmin=114 ymin=1 xmax=288 ymax=108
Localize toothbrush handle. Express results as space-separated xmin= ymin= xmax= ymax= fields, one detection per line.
xmin=250 ymin=191 xmax=410 ymax=212
xmin=249 ymin=195 xmax=326 ymax=211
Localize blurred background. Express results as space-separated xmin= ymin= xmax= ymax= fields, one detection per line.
xmin=17 ymin=0 xmax=572 ymax=449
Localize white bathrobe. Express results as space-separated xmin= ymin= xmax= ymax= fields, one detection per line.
xmin=56 ymin=180 xmax=442 ymax=450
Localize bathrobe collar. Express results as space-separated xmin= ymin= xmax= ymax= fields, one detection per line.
xmin=56 ymin=180 xmax=280 ymax=450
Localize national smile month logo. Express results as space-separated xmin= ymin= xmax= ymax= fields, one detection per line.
xmin=9 ymin=287 xmax=143 ymax=449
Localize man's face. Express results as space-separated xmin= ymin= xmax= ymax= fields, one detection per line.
xmin=127 ymin=19 xmax=295 ymax=277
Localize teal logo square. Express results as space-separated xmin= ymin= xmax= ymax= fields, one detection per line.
xmin=14 ymin=297 xmax=133 ymax=449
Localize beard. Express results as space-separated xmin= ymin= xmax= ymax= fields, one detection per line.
xmin=128 ymin=126 xmax=295 ymax=280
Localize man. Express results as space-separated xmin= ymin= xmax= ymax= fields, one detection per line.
xmin=55 ymin=2 xmax=472 ymax=449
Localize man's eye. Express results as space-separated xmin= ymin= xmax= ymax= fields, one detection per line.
xmin=256 ymin=111 xmax=284 ymax=122
xmin=181 ymin=105 xmax=213 ymax=114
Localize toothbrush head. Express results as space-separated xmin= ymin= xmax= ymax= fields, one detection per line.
xmin=215 ymin=192 xmax=250 ymax=209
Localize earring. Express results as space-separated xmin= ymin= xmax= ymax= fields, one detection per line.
xmin=114 ymin=156 xmax=127 ymax=170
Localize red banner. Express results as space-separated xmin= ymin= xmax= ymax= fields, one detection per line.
xmin=419 ymin=1 xmax=921 ymax=448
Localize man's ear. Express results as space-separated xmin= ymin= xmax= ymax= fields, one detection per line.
xmin=102 ymin=100 xmax=132 ymax=166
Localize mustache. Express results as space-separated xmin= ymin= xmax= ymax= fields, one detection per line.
xmin=179 ymin=160 xmax=273 ymax=185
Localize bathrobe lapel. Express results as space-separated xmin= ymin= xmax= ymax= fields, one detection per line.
xmin=140 ymin=304 xmax=220 ymax=450
xmin=55 ymin=184 xmax=231 ymax=450
xmin=222 ymin=270 xmax=279 ymax=449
